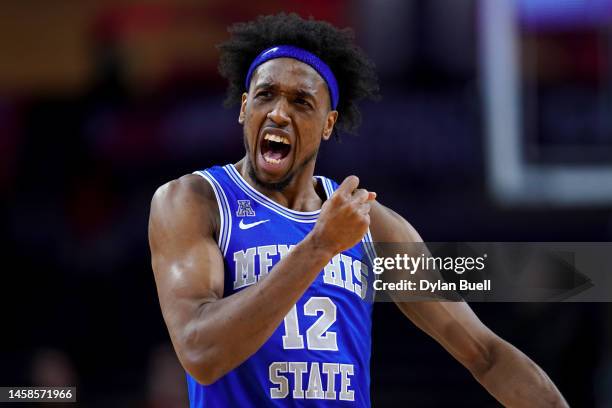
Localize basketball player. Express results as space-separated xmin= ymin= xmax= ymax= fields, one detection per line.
xmin=149 ymin=13 xmax=568 ymax=407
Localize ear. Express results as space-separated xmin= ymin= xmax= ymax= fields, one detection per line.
xmin=238 ymin=92 xmax=248 ymax=124
xmin=322 ymin=110 xmax=338 ymax=141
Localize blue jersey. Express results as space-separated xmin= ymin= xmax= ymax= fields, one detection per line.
xmin=187 ymin=164 xmax=376 ymax=407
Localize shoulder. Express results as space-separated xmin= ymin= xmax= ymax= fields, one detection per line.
xmin=151 ymin=173 xmax=217 ymax=213
xmin=369 ymin=200 xmax=423 ymax=243
xmin=149 ymin=174 xmax=219 ymax=237
xmin=152 ymin=173 xmax=215 ymax=202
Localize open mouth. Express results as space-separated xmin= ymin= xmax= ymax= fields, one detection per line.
xmin=260 ymin=133 xmax=291 ymax=164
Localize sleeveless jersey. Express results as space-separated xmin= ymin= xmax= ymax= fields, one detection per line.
xmin=186 ymin=164 xmax=376 ymax=407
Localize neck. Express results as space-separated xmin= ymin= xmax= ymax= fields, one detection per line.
xmin=236 ymin=157 xmax=323 ymax=212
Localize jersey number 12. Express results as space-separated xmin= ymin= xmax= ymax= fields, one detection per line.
xmin=282 ymin=297 xmax=338 ymax=351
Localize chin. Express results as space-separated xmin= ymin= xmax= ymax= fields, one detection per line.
xmin=248 ymin=160 xmax=295 ymax=192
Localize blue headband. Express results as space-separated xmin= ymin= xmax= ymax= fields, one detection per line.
xmin=244 ymin=45 xmax=339 ymax=110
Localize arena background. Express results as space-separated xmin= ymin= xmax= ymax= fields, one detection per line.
xmin=1 ymin=0 xmax=611 ymax=406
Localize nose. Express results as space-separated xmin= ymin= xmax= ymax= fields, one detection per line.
xmin=267 ymin=98 xmax=291 ymax=127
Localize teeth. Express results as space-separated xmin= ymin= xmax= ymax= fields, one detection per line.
xmin=264 ymin=134 xmax=290 ymax=145
xmin=263 ymin=156 xmax=281 ymax=164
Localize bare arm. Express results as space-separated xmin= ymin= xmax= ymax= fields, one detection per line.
xmin=149 ymin=174 xmax=374 ymax=385
xmin=369 ymin=203 xmax=568 ymax=407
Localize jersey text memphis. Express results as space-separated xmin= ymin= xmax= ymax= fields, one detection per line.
xmin=187 ymin=164 xmax=376 ymax=407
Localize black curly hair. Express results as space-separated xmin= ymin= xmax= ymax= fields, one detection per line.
xmin=217 ymin=13 xmax=380 ymax=135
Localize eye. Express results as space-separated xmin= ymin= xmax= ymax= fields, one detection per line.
xmin=255 ymin=91 xmax=272 ymax=99
xmin=294 ymin=97 xmax=311 ymax=107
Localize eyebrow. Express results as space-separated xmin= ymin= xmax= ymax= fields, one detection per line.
xmin=254 ymin=82 xmax=316 ymax=100
xmin=295 ymin=89 xmax=316 ymax=100
xmin=254 ymin=82 xmax=275 ymax=90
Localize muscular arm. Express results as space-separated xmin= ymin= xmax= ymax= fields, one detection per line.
xmin=149 ymin=174 xmax=372 ymax=385
xmin=369 ymin=203 xmax=568 ymax=407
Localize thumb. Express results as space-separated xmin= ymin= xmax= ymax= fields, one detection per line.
xmin=337 ymin=175 xmax=359 ymax=196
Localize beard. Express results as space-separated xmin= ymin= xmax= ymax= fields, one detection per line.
xmin=244 ymin=137 xmax=318 ymax=192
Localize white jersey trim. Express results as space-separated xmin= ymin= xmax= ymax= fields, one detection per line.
xmin=223 ymin=164 xmax=321 ymax=223
xmin=193 ymin=170 xmax=232 ymax=256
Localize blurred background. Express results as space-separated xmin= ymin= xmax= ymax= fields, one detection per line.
xmin=1 ymin=0 xmax=611 ymax=406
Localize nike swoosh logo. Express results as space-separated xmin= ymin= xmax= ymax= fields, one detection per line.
xmin=239 ymin=219 xmax=270 ymax=230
